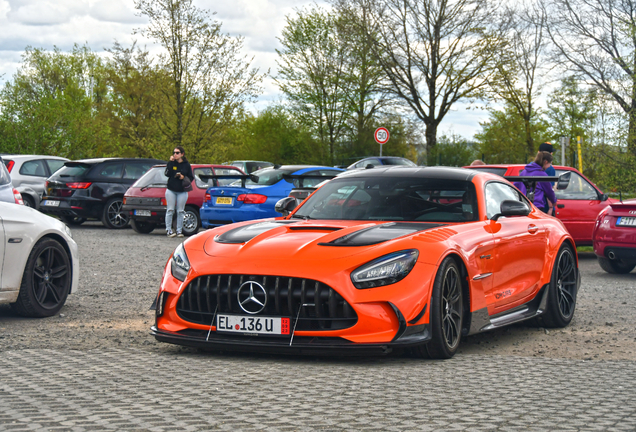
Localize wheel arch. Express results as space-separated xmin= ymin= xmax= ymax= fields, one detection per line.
xmin=441 ymin=252 xmax=471 ymax=336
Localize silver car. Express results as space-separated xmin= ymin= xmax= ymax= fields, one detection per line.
xmin=2 ymin=155 xmax=68 ymax=208
xmin=0 ymin=157 xmax=21 ymax=204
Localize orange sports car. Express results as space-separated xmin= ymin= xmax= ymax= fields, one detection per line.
xmin=151 ymin=167 xmax=580 ymax=358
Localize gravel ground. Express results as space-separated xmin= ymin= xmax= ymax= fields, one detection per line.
xmin=1 ymin=221 xmax=635 ymax=360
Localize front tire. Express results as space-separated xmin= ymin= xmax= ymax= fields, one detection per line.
xmin=414 ymin=257 xmax=463 ymax=359
xmin=598 ymin=257 xmax=635 ymax=274
xmin=131 ymin=219 xmax=156 ymax=234
xmin=11 ymin=238 xmax=72 ymax=317
xmin=102 ymin=197 xmax=129 ymax=229
xmin=535 ymin=244 xmax=578 ymax=328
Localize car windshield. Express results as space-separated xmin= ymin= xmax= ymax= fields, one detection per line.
xmin=294 ymin=176 xmax=478 ymax=222
xmin=383 ymin=157 xmax=417 ymax=166
xmin=241 ymin=168 xmax=296 ymax=186
xmin=132 ymin=167 xmax=167 ymax=188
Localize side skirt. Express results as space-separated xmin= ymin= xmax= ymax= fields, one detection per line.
xmin=466 ymin=284 xmax=550 ymax=335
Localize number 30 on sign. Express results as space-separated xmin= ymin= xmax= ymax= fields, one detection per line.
xmin=374 ymin=127 xmax=389 ymax=145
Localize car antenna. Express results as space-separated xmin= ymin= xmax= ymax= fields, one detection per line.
xmin=620 ymin=191 xmax=623 ymax=203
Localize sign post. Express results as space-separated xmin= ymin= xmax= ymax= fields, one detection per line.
xmin=374 ymin=127 xmax=389 ymax=156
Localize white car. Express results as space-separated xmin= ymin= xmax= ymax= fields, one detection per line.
xmin=0 ymin=202 xmax=79 ymax=317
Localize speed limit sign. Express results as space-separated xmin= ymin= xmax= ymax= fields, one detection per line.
xmin=374 ymin=127 xmax=389 ymax=145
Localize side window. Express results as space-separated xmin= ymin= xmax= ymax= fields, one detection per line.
xmin=555 ymin=170 xmax=598 ymax=200
xmin=46 ymin=159 xmax=65 ymax=175
xmin=98 ymin=163 xmax=124 ymax=179
xmin=123 ymin=162 xmax=153 ymax=180
xmin=485 ymin=182 xmax=523 ymax=219
xmin=211 ymin=168 xmax=242 ymax=186
xmin=356 ymin=159 xmax=378 ymax=168
xmin=19 ymin=160 xmax=48 ymax=177
xmin=295 ymin=170 xmax=341 ymax=188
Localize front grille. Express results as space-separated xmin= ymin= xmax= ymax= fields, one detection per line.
xmin=176 ymin=275 xmax=358 ymax=331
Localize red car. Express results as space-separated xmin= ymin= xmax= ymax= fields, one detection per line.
xmin=593 ymin=199 xmax=636 ymax=273
xmin=123 ymin=164 xmax=244 ymax=236
xmin=465 ymin=164 xmax=616 ymax=245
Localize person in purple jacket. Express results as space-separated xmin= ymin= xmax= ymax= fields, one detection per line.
xmin=514 ymin=151 xmax=557 ymax=214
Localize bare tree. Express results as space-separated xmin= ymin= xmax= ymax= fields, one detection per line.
xmin=134 ymin=0 xmax=263 ymax=160
xmin=487 ymin=2 xmax=550 ymax=156
xmin=336 ymin=0 xmax=505 ymax=156
xmin=545 ymin=0 xmax=636 ymax=154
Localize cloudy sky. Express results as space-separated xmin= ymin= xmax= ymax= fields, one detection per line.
xmin=0 ymin=0 xmax=487 ymax=138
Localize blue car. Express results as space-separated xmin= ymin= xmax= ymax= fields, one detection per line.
xmin=200 ymin=165 xmax=344 ymax=228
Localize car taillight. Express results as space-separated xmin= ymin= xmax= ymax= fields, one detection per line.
xmin=5 ymin=160 xmax=14 ymax=173
xmin=161 ymin=198 xmax=167 ymax=206
xmin=66 ymin=182 xmax=92 ymax=189
xmin=237 ymin=193 xmax=267 ymax=204
xmin=123 ymin=197 xmax=127 ymax=205
xmin=204 ymin=193 xmax=211 ymax=202
xmin=13 ymin=188 xmax=24 ymax=205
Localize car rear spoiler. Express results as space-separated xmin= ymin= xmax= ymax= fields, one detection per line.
xmin=282 ymin=174 xmax=339 ymax=188
xmin=197 ymin=174 xmax=258 ymax=188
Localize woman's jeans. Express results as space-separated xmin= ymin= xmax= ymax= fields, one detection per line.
xmin=165 ymin=189 xmax=188 ymax=233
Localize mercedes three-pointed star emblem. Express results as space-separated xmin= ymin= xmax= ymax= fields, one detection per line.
xmin=237 ymin=281 xmax=267 ymax=314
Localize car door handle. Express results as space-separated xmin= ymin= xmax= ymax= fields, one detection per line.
xmin=528 ymin=224 xmax=538 ymax=234
xmin=557 ymin=204 xmax=564 ymax=208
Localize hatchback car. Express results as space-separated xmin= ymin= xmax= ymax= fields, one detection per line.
xmin=41 ymin=158 xmax=164 ymax=228
xmin=593 ymin=199 xmax=636 ymax=273
xmin=200 ymin=165 xmax=344 ymax=228
xmin=465 ymin=164 xmax=615 ymax=246
xmin=0 ymin=201 xmax=79 ymax=317
xmin=122 ymin=164 xmax=244 ymax=236
xmin=2 ymin=155 xmax=68 ymax=208
xmin=347 ymin=156 xmax=417 ymax=170
xmin=0 ymin=156 xmax=24 ymax=205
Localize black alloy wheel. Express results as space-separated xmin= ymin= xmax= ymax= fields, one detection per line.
xmin=102 ymin=197 xmax=130 ymax=229
xmin=597 ymin=257 xmax=636 ymax=274
xmin=182 ymin=206 xmax=201 ymax=236
xmin=12 ymin=238 xmax=72 ymax=317
xmin=535 ymin=244 xmax=578 ymax=328
xmin=414 ymin=257 xmax=463 ymax=359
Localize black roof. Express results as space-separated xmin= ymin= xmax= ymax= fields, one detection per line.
xmin=337 ymin=166 xmax=478 ymax=181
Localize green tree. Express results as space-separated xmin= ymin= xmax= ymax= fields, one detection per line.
xmin=474 ymin=103 xmax=550 ymax=163
xmin=428 ymin=133 xmax=478 ymax=167
xmin=134 ymin=0 xmax=263 ymax=161
xmin=0 ymin=45 xmax=112 ymax=158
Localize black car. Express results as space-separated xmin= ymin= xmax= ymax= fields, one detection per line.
xmin=41 ymin=158 xmax=165 ymax=228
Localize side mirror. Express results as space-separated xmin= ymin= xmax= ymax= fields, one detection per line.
xmin=275 ymin=197 xmax=298 ymax=216
xmin=599 ymin=193 xmax=608 ymax=201
xmin=557 ymin=172 xmax=571 ymax=190
xmin=365 ymin=164 xmax=375 ymax=169
xmin=491 ymin=200 xmax=531 ymax=221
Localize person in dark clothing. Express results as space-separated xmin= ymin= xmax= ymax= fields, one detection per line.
xmin=539 ymin=142 xmax=556 ymax=184
xmin=164 ymin=146 xmax=194 ymax=237
xmin=514 ymin=151 xmax=557 ymax=214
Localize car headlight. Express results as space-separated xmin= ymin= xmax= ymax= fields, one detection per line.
xmin=351 ymin=249 xmax=419 ymax=289
xmin=171 ymin=243 xmax=191 ymax=281
xmin=63 ymin=224 xmax=73 ymax=239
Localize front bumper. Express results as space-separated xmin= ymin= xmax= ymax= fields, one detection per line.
xmin=151 ymin=323 xmax=431 ymax=356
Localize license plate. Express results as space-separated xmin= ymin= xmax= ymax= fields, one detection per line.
xmin=216 ymin=197 xmax=233 ymax=205
xmin=617 ymin=217 xmax=636 ymax=226
xmin=216 ymin=314 xmax=290 ymax=335
xmin=134 ymin=209 xmax=151 ymax=217
xmin=42 ymin=200 xmax=60 ymax=207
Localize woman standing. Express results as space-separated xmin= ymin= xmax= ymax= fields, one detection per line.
xmin=514 ymin=151 xmax=557 ymax=214
xmin=164 ymin=146 xmax=194 ymax=237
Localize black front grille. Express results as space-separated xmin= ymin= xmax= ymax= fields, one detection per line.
xmin=176 ymin=275 xmax=358 ymax=331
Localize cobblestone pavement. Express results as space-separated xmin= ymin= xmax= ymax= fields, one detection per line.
xmin=1 ymin=348 xmax=635 ymax=431
xmin=1 ymin=224 xmax=635 ymax=431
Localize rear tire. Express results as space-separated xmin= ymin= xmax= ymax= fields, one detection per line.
xmin=598 ymin=257 xmax=635 ymax=274
xmin=414 ymin=257 xmax=463 ymax=359
xmin=11 ymin=238 xmax=71 ymax=317
xmin=22 ymin=194 xmax=36 ymax=208
xmin=535 ymin=244 xmax=578 ymax=328
xmin=102 ymin=197 xmax=130 ymax=229
xmin=181 ymin=206 xmax=201 ymax=236
xmin=131 ymin=219 xmax=156 ymax=234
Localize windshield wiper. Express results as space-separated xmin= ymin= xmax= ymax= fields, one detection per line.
xmin=140 ymin=183 xmax=166 ymax=191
